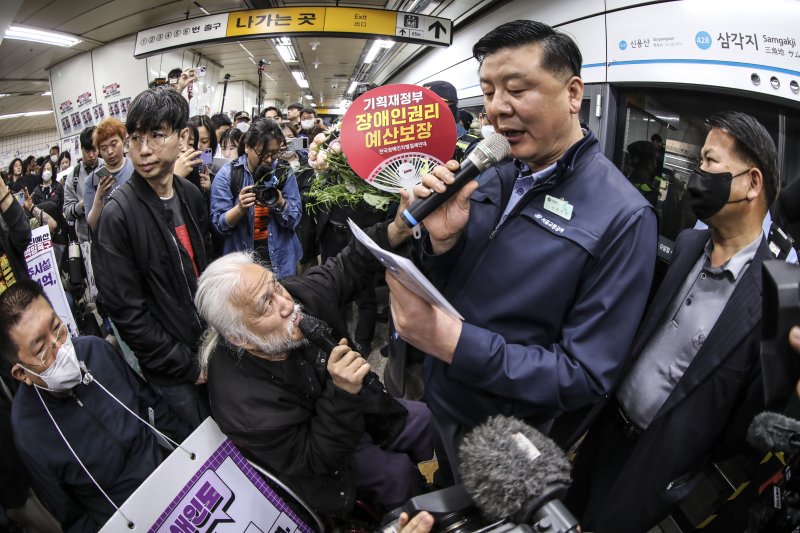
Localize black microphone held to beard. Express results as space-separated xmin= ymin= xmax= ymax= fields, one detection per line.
xmin=459 ymin=415 xmax=579 ymax=532
xmin=298 ymin=314 xmax=382 ymax=393
xmin=400 ymin=134 xmax=510 ymax=228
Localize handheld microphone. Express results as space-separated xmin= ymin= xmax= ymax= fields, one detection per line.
xmin=400 ymin=134 xmax=510 ymax=228
xmin=748 ymin=412 xmax=800 ymax=454
xmin=298 ymin=314 xmax=382 ymax=393
xmin=459 ymin=415 xmax=578 ymax=532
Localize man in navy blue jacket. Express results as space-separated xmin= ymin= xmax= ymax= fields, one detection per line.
xmin=388 ymin=20 xmax=657 ymax=477
xmin=1 ymin=280 xmax=190 ymax=532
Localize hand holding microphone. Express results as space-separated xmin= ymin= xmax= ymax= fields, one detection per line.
xmin=401 ymin=134 xmax=510 ymax=254
xmin=298 ymin=314 xmax=382 ymax=394
xmin=327 ymin=339 xmax=371 ymax=395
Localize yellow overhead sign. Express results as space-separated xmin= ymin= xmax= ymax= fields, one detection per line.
xmin=227 ymin=8 xmax=327 ymax=37
xmin=323 ymin=7 xmax=397 ymax=36
xmin=135 ymin=7 xmax=452 ymax=58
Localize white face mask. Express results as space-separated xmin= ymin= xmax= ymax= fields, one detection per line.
xmin=300 ymin=119 xmax=314 ymax=130
xmin=481 ymin=125 xmax=496 ymax=138
xmin=237 ymin=122 xmax=250 ymax=133
xmin=51 ymin=155 xmax=58 ymax=163
xmin=42 ymin=170 xmax=52 ymax=182
xmin=21 ymin=337 xmax=82 ymax=392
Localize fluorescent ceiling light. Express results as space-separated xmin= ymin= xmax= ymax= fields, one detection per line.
xmin=0 ymin=110 xmax=53 ymax=120
xmin=41 ymin=91 xmax=51 ymax=96
xmin=273 ymin=37 xmax=297 ymax=63
xmin=291 ymin=71 xmax=309 ymax=89
xmin=5 ymin=25 xmax=81 ymax=47
xmin=249 ymin=57 xmax=256 ymax=65
xmin=304 ymin=94 xmax=313 ymax=100
xmin=348 ymin=81 xmax=359 ymax=94
xmin=238 ymin=42 xmax=254 ymax=58
xmin=310 ymin=103 xmax=317 ymax=107
xmin=364 ymin=40 xmax=394 ymax=64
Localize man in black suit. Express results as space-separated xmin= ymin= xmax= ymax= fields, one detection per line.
xmin=566 ymin=111 xmax=780 ymax=533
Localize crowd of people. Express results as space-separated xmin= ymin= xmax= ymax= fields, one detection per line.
xmin=0 ymin=17 xmax=799 ymax=533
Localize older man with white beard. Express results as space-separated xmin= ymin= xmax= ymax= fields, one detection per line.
xmin=194 ymin=205 xmax=434 ymax=519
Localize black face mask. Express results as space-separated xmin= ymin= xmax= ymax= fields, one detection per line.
xmin=687 ymin=167 xmax=749 ymax=220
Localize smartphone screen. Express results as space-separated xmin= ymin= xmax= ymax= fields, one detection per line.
xmin=287 ymin=137 xmax=308 ymax=151
xmin=200 ymin=148 xmax=213 ymax=165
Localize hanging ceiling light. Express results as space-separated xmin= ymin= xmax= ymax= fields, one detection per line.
xmin=273 ymin=37 xmax=298 ymax=63
xmin=5 ymin=25 xmax=81 ymax=47
xmin=364 ymin=40 xmax=394 ymax=64
xmin=292 ymin=71 xmax=309 ymax=89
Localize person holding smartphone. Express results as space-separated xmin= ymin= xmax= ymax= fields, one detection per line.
xmin=174 ymin=122 xmax=209 ymax=193
xmin=84 ymin=118 xmax=134 ymax=232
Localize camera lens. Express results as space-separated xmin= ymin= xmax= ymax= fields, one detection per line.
xmin=254 ymin=185 xmax=280 ymax=207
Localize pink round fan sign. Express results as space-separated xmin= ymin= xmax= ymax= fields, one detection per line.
xmin=340 ymin=84 xmax=457 ymax=188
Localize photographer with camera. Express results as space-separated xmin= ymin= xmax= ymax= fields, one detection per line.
xmin=210 ymin=118 xmax=302 ymax=278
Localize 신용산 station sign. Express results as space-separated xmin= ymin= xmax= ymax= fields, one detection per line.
xmin=133 ymin=7 xmax=452 ymax=58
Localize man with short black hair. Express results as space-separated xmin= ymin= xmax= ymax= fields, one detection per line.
xmin=260 ymin=106 xmax=282 ymax=123
xmin=299 ymin=107 xmax=320 ymax=136
xmin=567 ymin=111 xmax=780 ymax=533
xmin=286 ymin=102 xmax=303 ymax=127
xmin=92 ymin=86 xmax=212 ymax=428
xmin=2 ymin=280 xmax=189 ymax=532
xmin=390 ymin=20 xmax=657 ymax=481
xmin=63 ymin=126 xmax=101 ymax=244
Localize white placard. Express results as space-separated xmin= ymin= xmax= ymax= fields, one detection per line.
xmin=24 ymin=226 xmax=78 ymax=336
xmin=101 ymin=418 xmax=313 ymax=533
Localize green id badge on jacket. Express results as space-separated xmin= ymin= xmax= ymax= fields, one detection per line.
xmin=543 ymin=195 xmax=573 ymax=221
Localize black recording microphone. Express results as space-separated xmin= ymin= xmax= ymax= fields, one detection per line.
xmin=748 ymin=411 xmax=800 ymax=454
xmin=298 ymin=314 xmax=382 ymax=393
xmin=400 ymin=134 xmax=510 ymax=228
xmin=459 ymin=415 xmax=579 ymax=532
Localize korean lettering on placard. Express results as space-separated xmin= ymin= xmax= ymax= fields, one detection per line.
xmin=169 ymin=480 xmax=225 ymax=532
xmin=629 ymin=38 xmax=651 ymax=48
xmin=28 ymin=257 xmax=56 ymax=287
xmin=23 ymin=231 xmax=52 ymax=260
xmin=717 ymin=32 xmax=759 ymax=50
xmin=235 ymin=12 xmax=317 ymax=28
xmin=356 ymin=91 xmax=441 ymax=152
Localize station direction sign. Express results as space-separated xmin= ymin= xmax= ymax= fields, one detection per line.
xmin=134 ymin=7 xmax=452 ymax=58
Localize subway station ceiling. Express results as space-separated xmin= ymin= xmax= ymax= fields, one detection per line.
xmin=0 ymin=0 xmax=500 ymax=138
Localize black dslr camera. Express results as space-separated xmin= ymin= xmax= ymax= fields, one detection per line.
xmin=253 ymin=180 xmax=280 ymax=207
xmin=252 ymin=160 xmax=291 ymax=208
